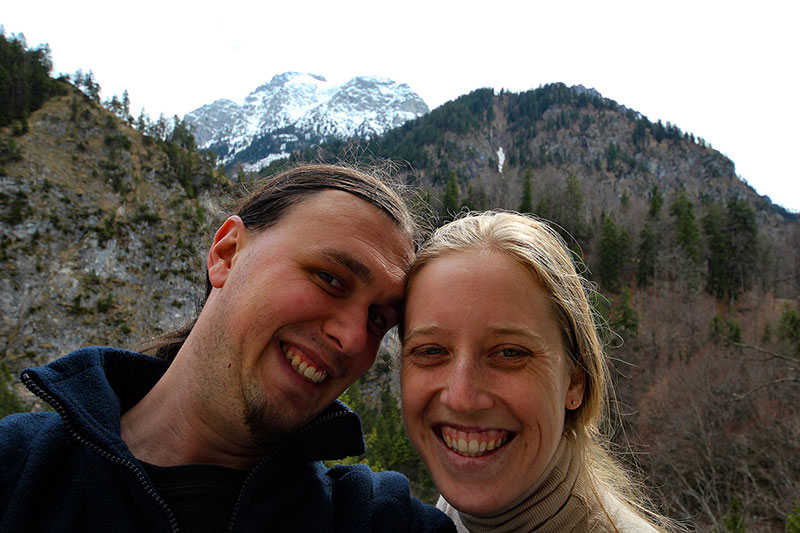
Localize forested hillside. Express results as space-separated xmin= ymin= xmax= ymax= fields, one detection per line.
xmin=272 ymin=85 xmax=800 ymax=531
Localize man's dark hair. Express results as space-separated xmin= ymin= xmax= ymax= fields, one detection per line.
xmin=139 ymin=163 xmax=417 ymax=360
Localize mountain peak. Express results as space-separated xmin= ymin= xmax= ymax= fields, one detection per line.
xmin=184 ymin=73 xmax=429 ymax=170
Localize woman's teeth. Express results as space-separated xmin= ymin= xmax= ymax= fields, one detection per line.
xmin=282 ymin=345 xmax=328 ymax=384
xmin=440 ymin=427 xmax=510 ymax=457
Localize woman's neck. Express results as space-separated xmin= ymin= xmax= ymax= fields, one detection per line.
xmin=454 ymin=435 xmax=602 ymax=532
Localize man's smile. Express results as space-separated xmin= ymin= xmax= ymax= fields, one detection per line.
xmin=281 ymin=342 xmax=329 ymax=384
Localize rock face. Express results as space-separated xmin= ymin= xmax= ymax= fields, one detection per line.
xmin=0 ymin=85 xmax=227 ymax=371
xmin=183 ymin=72 xmax=429 ymax=171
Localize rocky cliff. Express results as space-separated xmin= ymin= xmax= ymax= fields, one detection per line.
xmin=1 ymin=84 xmax=228 ymax=372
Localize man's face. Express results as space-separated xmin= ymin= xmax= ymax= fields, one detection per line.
xmin=201 ymin=190 xmax=413 ymax=447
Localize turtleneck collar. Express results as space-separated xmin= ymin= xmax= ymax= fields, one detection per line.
xmin=450 ymin=435 xmax=605 ymax=533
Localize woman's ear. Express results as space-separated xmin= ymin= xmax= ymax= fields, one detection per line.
xmin=565 ymin=366 xmax=586 ymax=410
xmin=207 ymin=216 xmax=246 ymax=289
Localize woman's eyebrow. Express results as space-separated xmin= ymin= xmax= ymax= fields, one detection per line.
xmin=403 ymin=325 xmax=443 ymax=343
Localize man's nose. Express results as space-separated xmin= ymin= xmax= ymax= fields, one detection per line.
xmin=322 ymin=304 xmax=370 ymax=355
xmin=440 ymin=356 xmax=493 ymax=414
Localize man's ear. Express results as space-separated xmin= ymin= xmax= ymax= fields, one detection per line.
xmin=207 ymin=216 xmax=246 ymax=289
xmin=565 ymin=365 xmax=586 ymax=410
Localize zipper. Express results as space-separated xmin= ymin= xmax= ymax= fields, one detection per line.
xmin=224 ymin=406 xmax=353 ymax=532
xmin=21 ymin=370 xmax=181 ymax=533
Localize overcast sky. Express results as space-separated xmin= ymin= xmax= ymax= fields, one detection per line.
xmin=4 ymin=0 xmax=798 ymax=212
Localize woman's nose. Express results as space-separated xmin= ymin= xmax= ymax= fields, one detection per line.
xmin=440 ymin=357 xmax=493 ymax=414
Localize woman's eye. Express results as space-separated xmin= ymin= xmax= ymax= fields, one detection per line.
xmin=496 ymin=347 xmax=524 ymax=358
xmin=417 ymin=346 xmax=443 ymax=356
xmin=318 ymin=271 xmax=343 ymax=289
xmin=402 ymin=344 xmax=447 ymax=366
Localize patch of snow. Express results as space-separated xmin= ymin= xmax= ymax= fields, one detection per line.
xmin=243 ymin=152 xmax=290 ymax=173
xmin=497 ymin=147 xmax=505 ymax=173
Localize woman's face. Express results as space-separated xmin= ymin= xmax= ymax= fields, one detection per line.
xmin=401 ymin=249 xmax=584 ymax=515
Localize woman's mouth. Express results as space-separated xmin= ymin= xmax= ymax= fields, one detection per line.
xmin=438 ymin=425 xmax=513 ymax=457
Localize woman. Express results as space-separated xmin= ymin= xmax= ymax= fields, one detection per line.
xmin=400 ymin=211 xmax=666 ymax=532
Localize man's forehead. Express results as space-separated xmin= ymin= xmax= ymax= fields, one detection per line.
xmin=290 ymin=190 xmax=414 ymax=258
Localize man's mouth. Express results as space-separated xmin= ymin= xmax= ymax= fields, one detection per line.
xmin=281 ymin=344 xmax=328 ymax=384
xmin=439 ymin=426 xmax=512 ymax=458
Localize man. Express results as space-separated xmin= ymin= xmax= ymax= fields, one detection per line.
xmin=0 ymin=164 xmax=454 ymax=532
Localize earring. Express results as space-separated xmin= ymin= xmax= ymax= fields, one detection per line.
xmin=571 ymin=400 xmax=577 ymax=406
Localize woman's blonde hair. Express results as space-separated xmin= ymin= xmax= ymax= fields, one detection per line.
xmin=402 ymin=210 xmax=671 ymax=531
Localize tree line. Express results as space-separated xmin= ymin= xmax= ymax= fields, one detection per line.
xmin=0 ymin=29 xmax=64 ymax=130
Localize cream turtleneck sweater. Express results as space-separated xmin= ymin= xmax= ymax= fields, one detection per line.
xmin=436 ymin=436 xmax=656 ymax=532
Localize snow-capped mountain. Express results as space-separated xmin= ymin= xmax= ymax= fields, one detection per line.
xmin=184 ymin=72 xmax=429 ymax=171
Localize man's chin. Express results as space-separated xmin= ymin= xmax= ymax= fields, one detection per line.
xmin=243 ymin=397 xmax=312 ymax=448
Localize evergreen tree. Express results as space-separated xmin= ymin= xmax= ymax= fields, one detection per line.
xmin=725 ymin=197 xmax=758 ymax=296
xmin=169 ymin=116 xmax=196 ymax=150
xmin=787 ymin=498 xmax=800 ymax=533
xmin=669 ymin=191 xmax=700 ymax=261
xmin=149 ymin=113 xmax=168 ymax=140
xmin=700 ymin=198 xmax=758 ymax=302
xmin=135 ymin=109 xmax=149 ymax=133
xmin=104 ymin=95 xmax=122 ymax=117
xmin=370 ymin=384 xmax=436 ymax=500
xmin=0 ymin=362 xmax=25 ymax=418
xmin=702 ymin=201 xmax=731 ymax=300
xmin=564 ymin=173 xmax=585 ymax=239
xmin=597 ymin=213 xmax=630 ymax=292
xmin=612 ymin=288 xmax=638 ymax=340
xmin=652 ymin=120 xmax=667 ymax=142
xmin=121 ymin=90 xmax=132 ymax=124
xmin=724 ymin=496 xmax=746 ymax=533
xmin=605 ymin=142 xmax=619 ymax=172
xmin=620 ymin=190 xmax=631 ymax=212
xmin=73 ymin=69 xmax=101 ymax=101
xmin=777 ymin=305 xmax=800 ymax=357
xmin=632 ymin=118 xmax=648 ymax=149
xmin=637 ymin=222 xmax=658 ymax=288
xmin=648 ymin=184 xmax=664 ymax=219
xmin=442 ymin=171 xmax=460 ymax=219
xmin=462 ymin=183 xmax=487 ymax=211
xmin=519 ymin=167 xmax=534 ymax=213
xmin=0 ymin=32 xmax=60 ymax=127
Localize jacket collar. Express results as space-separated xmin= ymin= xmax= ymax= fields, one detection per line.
xmin=23 ymin=346 xmax=366 ymax=462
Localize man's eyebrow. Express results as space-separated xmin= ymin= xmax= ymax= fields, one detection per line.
xmin=316 ymin=249 xmax=375 ymax=284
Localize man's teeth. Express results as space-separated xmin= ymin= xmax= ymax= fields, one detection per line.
xmin=441 ymin=428 xmax=510 ymax=457
xmin=282 ymin=346 xmax=327 ymax=384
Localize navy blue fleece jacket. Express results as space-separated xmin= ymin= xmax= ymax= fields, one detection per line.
xmin=0 ymin=347 xmax=454 ymax=532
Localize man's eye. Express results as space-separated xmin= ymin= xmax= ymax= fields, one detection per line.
xmin=368 ymin=309 xmax=386 ymax=329
xmin=318 ymin=271 xmax=343 ymax=289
